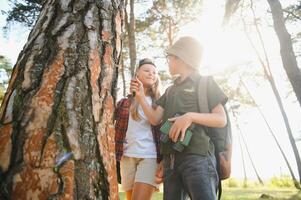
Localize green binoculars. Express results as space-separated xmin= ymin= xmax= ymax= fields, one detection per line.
xmin=160 ymin=119 xmax=194 ymax=152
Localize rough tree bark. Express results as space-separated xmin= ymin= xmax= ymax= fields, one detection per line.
xmin=267 ymin=0 xmax=301 ymax=108
xmin=0 ymin=0 xmax=123 ymax=199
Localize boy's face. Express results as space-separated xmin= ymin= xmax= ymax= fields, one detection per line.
xmin=166 ymin=55 xmax=180 ymax=76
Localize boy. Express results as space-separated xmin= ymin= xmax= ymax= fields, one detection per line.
xmin=130 ymin=36 xmax=228 ymax=200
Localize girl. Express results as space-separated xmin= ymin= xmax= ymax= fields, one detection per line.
xmin=114 ymin=58 xmax=161 ymax=200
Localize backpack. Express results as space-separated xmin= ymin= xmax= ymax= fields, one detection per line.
xmin=198 ymin=76 xmax=232 ymax=181
xmin=198 ymin=76 xmax=232 ymax=200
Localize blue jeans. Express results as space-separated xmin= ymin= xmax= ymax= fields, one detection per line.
xmin=163 ymin=154 xmax=218 ymax=200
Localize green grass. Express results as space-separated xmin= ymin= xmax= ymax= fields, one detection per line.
xmin=221 ymin=187 xmax=300 ymax=200
xmin=118 ymin=188 xmax=301 ymax=200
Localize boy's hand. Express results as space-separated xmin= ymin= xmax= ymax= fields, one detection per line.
xmin=168 ymin=113 xmax=192 ymax=142
xmin=130 ymin=78 xmax=144 ymax=102
xmin=155 ymin=161 xmax=163 ymax=184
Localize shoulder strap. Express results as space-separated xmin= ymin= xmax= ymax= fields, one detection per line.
xmin=197 ymin=76 xmax=210 ymax=113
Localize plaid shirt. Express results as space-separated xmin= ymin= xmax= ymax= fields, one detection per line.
xmin=114 ymin=97 xmax=162 ymax=163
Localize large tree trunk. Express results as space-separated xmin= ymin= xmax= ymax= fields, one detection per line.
xmin=0 ymin=0 xmax=123 ymax=199
xmin=267 ymin=0 xmax=301 ymax=108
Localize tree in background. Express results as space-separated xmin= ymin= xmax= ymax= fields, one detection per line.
xmin=223 ymin=1 xmax=301 ymax=107
xmin=223 ymin=0 xmax=301 ymax=186
xmin=0 ymin=0 xmax=123 ymax=199
xmin=1 ymin=0 xmax=43 ymax=29
xmin=267 ymin=0 xmax=301 ymax=108
xmin=247 ymin=0 xmax=301 ymax=186
xmin=283 ymin=1 xmax=301 ymax=23
xmin=0 ymin=55 xmax=12 ymax=76
xmin=0 ymin=55 xmax=12 ymax=102
xmin=136 ymin=0 xmax=202 ymax=48
xmin=125 ymin=0 xmax=137 ymax=77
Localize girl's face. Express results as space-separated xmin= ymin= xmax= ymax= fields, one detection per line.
xmin=136 ymin=64 xmax=157 ymax=87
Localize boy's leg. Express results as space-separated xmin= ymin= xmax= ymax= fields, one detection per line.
xmin=163 ymin=155 xmax=188 ymax=200
xmin=180 ymin=154 xmax=218 ymax=200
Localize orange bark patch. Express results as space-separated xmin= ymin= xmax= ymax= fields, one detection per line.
xmin=90 ymin=48 xmax=101 ymax=90
xmin=0 ymin=124 xmax=13 ymax=172
xmin=40 ymin=133 xmax=60 ymax=167
xmin=97 ymin=95 xmax=118 ymax=200
xmin=35 ymin=56 xmax=65 ymax=106
xmin=102 ymin=31 xmax=111 ymax=41
xmin=103 ymin=45 xmax=113 ymax=67
xmin=89 ymin=47 xmax=101 ymax=122
xmin=24 ymin=52 xmax=65 ymax=167
xmin=12 ymin=166 xmax=59 ymax=200
xmin=24 ymin=128 xmax=46 ymax=167
xmin=58 ymin=160 xmax=74 ymax=200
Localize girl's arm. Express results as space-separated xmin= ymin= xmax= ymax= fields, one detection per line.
xmin=130 ymin=78 xmax=164 ymax=125
xmin=138 ymin=97 xmax=164 ymax=125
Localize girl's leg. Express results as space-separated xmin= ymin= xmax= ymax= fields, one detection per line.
xmin=131 ymin=182 xmax=155 ymax=200
xmin=125 ymin=190 xmax=133 ymax=200
xmin=120 ymin=157 xmax=136 ymax=199
xmin=132 ymin=158 xmax=159 ymax=200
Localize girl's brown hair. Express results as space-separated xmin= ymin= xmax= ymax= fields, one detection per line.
xmin=130 ymin=59 xmax=161 ymax=121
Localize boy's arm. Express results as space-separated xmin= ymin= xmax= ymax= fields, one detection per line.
xmin=189 ymin=103 xmax=227 ymax=128
xmin=168 ymin=103 xmax=226 ymax=142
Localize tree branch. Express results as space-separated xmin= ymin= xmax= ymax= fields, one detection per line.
xmin=282 ymin=9 xmax=301 ymax=21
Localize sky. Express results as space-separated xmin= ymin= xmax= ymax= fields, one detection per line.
xmin=0 ymin=1 xmax=31 ymax=64
xmin=0 ymin=0 xmax=301 ymax=181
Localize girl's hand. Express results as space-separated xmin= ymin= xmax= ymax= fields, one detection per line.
xmin=168 ymin=113 xmax=192 ymax=142
xmin=130 ymin=77 xmax=144 ymax=102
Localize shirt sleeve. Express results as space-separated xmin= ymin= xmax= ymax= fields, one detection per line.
xmin=156 ymin=89 xmax=167 ymax=109
xmin=207 ymin=77 xmax=228 ymax=111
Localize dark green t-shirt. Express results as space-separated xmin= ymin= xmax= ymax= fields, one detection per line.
xmin=156 ymin=74 xmax=228 ymax=156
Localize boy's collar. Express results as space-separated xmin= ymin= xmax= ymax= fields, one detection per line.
xmin=173 ymin=73 xmax=200 ymax=85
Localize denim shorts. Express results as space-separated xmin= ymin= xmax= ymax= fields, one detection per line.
xmin=163 ymin=154 xmax=218 ymax=200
